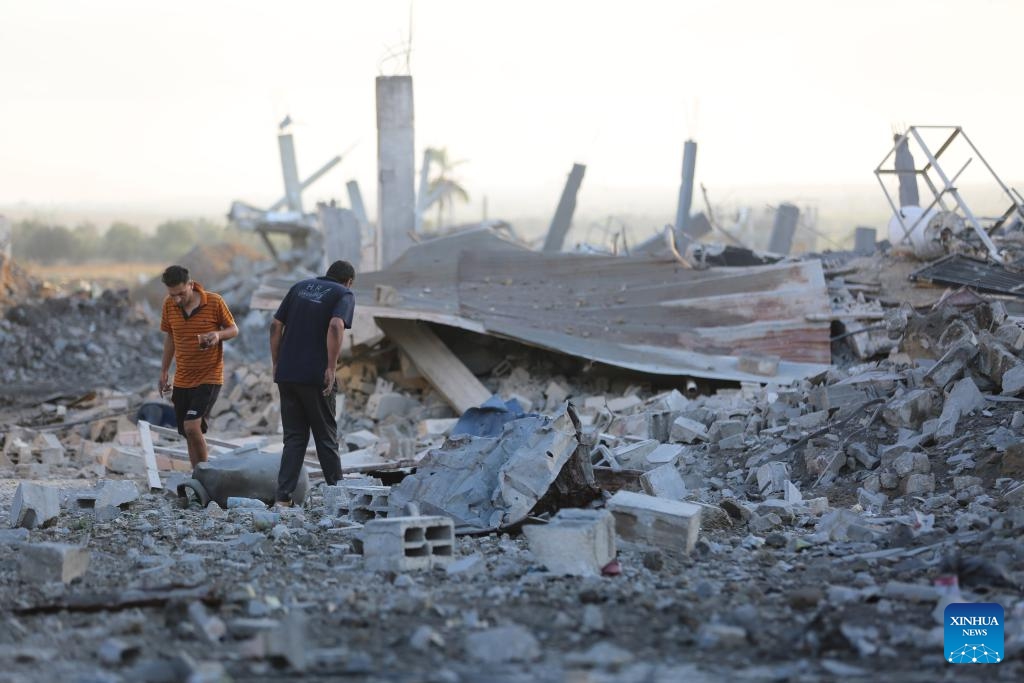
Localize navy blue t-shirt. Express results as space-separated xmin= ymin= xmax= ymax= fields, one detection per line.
xmin=273 ymin=276 xmax=355 ymax=385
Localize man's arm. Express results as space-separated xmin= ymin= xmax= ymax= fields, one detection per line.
xmin=159 ymin=333 xmax=175 ymax=396
xmin=269 ymin=318 xmax=284 ymax=377
xmin=216 ymin=324 xmax=239 ymax=342
xmin=322 ymin=317 xmax=345 ymax=396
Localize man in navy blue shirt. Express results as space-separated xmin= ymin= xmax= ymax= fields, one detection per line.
xmin=270 ymin=260 xmax=356 ymax=506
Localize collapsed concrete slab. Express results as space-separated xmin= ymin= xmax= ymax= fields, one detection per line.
xmin=523 ymin=509 xmax=616 ymax=577
xmin=387 ymin=403 xmax=582 ymax=532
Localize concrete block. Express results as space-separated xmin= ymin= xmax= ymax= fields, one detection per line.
xmin=847 ymin=442 xmax=878 ymax=469
xmin=891 ymin=451 xmax=930 ymax=477
xmin=717 ymin=433 xmax=746 ymax=450
xmin=995 ymin=323 xmax=1024 ymax=352
xmin=670 ymin=416 xmax=709 ymax=444
xmin=19 ymin=542 xmax=90 ymax=583
xmin=15 ymin=463 xmax=50 ymax=479
xmin=544 ymin=380 xmax=570 ymax=409
xmin=344 ymin=430 xmax=379 ymax=450
xmin=522 ymin=509 xmax=616 ymax=576
xmin=978 ymin=333 xmax=1019 ymax=386
xmin=95 ymin=480 xmax=140 ymax=509
xmin=902 ymin=473 xmax=935 ymax=496
xmin=337 ymin=485 xmax=391 ymax=523
xmin=882 ymin=389 xmax=936 ymax=430
xmin=645 ymin=443 xmax=684 ymax=466
xmin=10 ymin=482 xmax=61 ymax=529
xmin=606 ymin=395 xmax=643 ymax=413
xmin=793 ymin=410 xmax=829 ymax=430
xmin=607 ymin=490 xmax=701 ymax=553
xmin=1001 ymin=365 xmax=1024 ymax=396
xmin=640 ymin=464 xmax=687 ymax=500
xmin=708 ymin=419 xmax=744 ymax=443
xmin=934 ymin=377 xmax=986 ymax=438
xmin=33 ymin=433 xmax=65 ymax=464
xmin=924 ymin=340 xmax=976 ymax=388
xmin=366 ymin=392 xmax=416 ymax=421
xmin=105 ymin=448 xmax=147 ymax=476
xmin=756 ymin=461 xmax=790 ymax=496
xmin=362 ymin=515 xmax=454 ymax=572
xmin=612 ymin=440 xmax=659 ymax=469
xmin=646 ymin=411 xmax=673 ymax=442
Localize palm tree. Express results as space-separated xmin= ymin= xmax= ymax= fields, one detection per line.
xmin=424 ymin=147 xmax=470 ymax=229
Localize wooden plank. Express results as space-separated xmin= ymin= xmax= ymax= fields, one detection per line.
xmin=376 ymin=318 xmax=490 ymax=414
xmin=147 ymin=423 xmax=243 ymax=449
xmin=137 ymin=421 xmax=164 ymax=490
xmin=153 ymin=446 xmax=190 ymax=459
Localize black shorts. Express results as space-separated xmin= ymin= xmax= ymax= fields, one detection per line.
xmin=171 ymin=384 xmax=221 ymax=436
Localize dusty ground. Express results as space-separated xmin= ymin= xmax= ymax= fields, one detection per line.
xmin=2 ymin=254 xmax=1023 ymax=681
xmin=1 ymin=391 xmax=1022 ymax=682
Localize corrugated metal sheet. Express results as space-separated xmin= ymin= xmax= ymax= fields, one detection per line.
xmin=252 ymin=231 xmax=832 ymax=383
xmin=910 ymin=254 xmax=1024 ymax=297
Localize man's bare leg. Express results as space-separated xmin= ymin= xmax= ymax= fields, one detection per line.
xmin=183 ymin=419 xmax=209 ymax=469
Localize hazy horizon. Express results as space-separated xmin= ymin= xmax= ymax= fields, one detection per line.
xmin=4 ymin=0 xmax=1024 ymax=251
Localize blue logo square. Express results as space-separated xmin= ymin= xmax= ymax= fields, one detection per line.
xmin=944 ymin=602 xmax=1004 ymax=664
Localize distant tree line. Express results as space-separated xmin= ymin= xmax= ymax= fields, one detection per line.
xmin=9 ymin=218 xmax=259 ymax=264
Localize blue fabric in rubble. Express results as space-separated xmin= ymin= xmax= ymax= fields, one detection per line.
xmin=450 ymin=394 xmax=536 ymax=438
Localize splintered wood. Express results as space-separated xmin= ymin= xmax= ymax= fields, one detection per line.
xmin=375 ymin=318 xmax=491 ymax=414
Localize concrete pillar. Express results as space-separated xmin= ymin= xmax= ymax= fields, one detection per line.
xmin=376 ymin=76 xmax=416 ymax=268
xmin=768 ymin=203 xmax=800 ymax=255
xmin=318 ymin=204 xmax=361 ymax=273
xmin=346 ymin=180 xmax=369 ymax=231
xmin=277 ymin=133 xmax=303 ymax=213
xmin=542 ymin=163 xmax=586 ymax=252
xmin=854 ymin=226 xmax=877 ymax=255
xmin=674 ymin=140 xmax=698 ymax=240
xmin=415 ymin=148 xmax=433 ymax=234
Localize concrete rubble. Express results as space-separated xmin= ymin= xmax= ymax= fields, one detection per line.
xmin=3 ymin=236 xmax=1024 ymax=680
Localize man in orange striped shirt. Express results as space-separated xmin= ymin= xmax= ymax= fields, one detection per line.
xmin=159 ymin=265 xmax=239 ymax=468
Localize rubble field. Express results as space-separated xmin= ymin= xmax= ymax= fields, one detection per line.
xmin=2 ymin=245 xmax=1024 ymax=682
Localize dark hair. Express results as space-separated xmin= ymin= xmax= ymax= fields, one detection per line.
xmin=326 ymin=260 xmax=355 ymax=284
xmin=162 ymin=265 xmax=190 ymax=287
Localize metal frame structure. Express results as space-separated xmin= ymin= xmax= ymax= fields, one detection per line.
xmin=874 ymin=125 xmax=1024 ymax=263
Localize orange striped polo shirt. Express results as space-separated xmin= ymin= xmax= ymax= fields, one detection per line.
xmin=160 ymin=282 xmax=235 ymax=388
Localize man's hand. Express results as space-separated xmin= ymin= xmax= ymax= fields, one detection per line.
xmin=198 ymin=331 xmax=219 ymax=349
xmin=159 ymin=371 xmax=172 ymax=397
xmin=322 ymin=367 xmax=335 ymax=396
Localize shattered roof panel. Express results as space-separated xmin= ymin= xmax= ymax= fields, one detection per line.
xmin=910 ymin=254 xmax=1024 ymax=297
xmin=251 ymin=233 xmax=832 ymax=383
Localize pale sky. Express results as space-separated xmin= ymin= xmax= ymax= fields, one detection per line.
xmin=2 ymin=0 xmax=1023 ymax=226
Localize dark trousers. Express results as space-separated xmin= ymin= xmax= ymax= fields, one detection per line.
xmin=276 ymin=382 xmax=343 ymax=502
